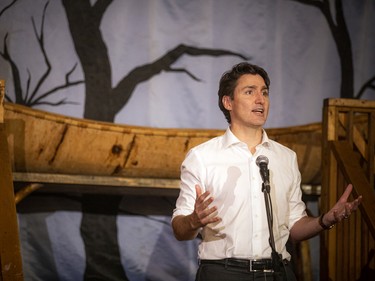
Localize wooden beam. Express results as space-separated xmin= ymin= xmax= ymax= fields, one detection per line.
xmin=0 ymin=123 xmax=24 ymax=279
xmin=330 ymin=140 xmax=375 ymax=237
xmin=13 ymin=172 xmax=181 ymax=197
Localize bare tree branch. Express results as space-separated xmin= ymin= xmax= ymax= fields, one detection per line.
xmin=117 ymin=44 xmax=249 ymax=88
xmin=4 ymin=94 xmax=13 ymax=103
xmin=28 ymin=1 xmax=51 ymax=104
xmin=356 ymin=75 xmax=375 ymax=99
xmin=291 ymin=0 xmax=355 ymax=98
xmin=290 ymin=0 xmax=323 ymax=8
xmin=30 ymin=63 xmax=84 ymax=106
xmin=1 ymin=0 xmax=84 ymax=106
xmin=32 ymin=98 xmax=78 ymax=107
xmin=0 ymin=0 xmax=19 ymax=17
xmin=0 ymin=33 xmax=23 ymax=103
xmin=112 ymin=44 xmax=250 ymax=113
xmin=166 ymin=67 xmax=202 ymax=81
xmin=31 ymin=79 xmax=83 ymax=106
xmin=159 ymin=46 xmax=250 ymax=81
xmin=25 ymin=69 xmax=32 ymax=102
xmin=291 ymin=0 xmax=336 ymax=33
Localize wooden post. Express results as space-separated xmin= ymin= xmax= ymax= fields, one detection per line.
xmin=0 ymin=80 xmax=24 ymax=281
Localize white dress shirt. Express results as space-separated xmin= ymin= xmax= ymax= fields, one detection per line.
xmin=172 ymin=127 xmax=307 ymax=260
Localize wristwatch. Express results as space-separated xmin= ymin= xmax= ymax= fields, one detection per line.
xmin=319 ymin=213 xmax=334 ymax=230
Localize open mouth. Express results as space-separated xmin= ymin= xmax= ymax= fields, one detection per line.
xmin=252 ymin=108 xmax=264 ymax=114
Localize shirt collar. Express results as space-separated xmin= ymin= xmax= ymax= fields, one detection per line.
xmin=222 ymin=127 xmax=271 ymax=149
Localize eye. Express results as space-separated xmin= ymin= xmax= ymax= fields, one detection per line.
xmin=262 ymin=90 xmax=269 ymax=97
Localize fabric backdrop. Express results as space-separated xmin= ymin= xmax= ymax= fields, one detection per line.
xmin=1 ymin=0 xmax=374 ymax=280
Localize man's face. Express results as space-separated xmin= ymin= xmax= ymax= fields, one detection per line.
xmin=223 ymin=74 xmax=269 ymax=128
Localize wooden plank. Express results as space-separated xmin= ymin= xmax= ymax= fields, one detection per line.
xmin=369 ymin=112 xmax=375 ymax=184
xmin=328 ymin=105 xmax=339 ymax=281
xmin=12 ymin=172 xmax=181 ymax=198
xmin=12 ymin=172 xmax=181 ymax=189
xmin=4 ymin=101 xmax=324 ymax=185
xmin=335 ymin=222 xmax=343 ymax=280
xmin=357 ymin=214 xmax=364 ymax=278
xmin=14 ymin=183 xmax=42 ymax=204
xmin=0 ymin=80 xmax=4 ymax=123
xmin=331 ymin=141 xmax=375 ymax=237
xmin=326 ymin=154 xmax=338 ymax=280
xmin=0 ymin=123 xmax=23 ymax=281
xmin=348 ymin=215 xmax=356 ymax=281
xmin=325 ymin=98 xmax=375 ymax=108
xmin=320 ymin=100 xmax=333 ymax=281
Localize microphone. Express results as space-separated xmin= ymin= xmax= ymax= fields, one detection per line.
xmin=256 ymin=155 xmax=270 ymax=190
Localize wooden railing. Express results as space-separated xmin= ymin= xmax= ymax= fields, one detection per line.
xmin=321 ymin=98 xmax=375 ymax=281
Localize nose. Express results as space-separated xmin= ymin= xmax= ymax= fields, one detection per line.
xmin=255 ymin=91 xmax=266 ymax=104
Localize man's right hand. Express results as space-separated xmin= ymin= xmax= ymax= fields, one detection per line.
xmin=188 ymin=184 xmax=222 ymax=230
xmin=172 ymin=184 xmax=221 ymax=241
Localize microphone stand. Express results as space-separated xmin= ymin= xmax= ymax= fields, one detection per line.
xmin=261 ymin=180 xmax=288 ymax=281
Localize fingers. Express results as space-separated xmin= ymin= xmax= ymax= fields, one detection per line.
xmin=338 ymin=184 xmax=353 ymax=202
xmin=343 ymin=196 xmax=362 ymax=219
xmin=197 ymin=195 xmax=215 ymax=215
xmin=195 ymin=184 xmax=210 ymax=203
xmin=193 ymin=184 xmax=221 ymax=227
xmin=352 ymin=196 xmax=363 ymax=210
xmin=333 ymin=184 xmax=362 ymax=219
xmin=333 ymin=210 xmax=342 ymax=222
xmin=332 ymin=210 xmax=347 ymax=223
xmin=195 ymin=184 xmax=202 ymax=198
xmin=332 ymin=196 xmax=362 ymax=223
xmin=199 ymin=206 xmax=221 ymax=226
xmin=344 ymin=204 xmax=352 ymax=218
xmin=340 ymin=186 xmax=362 ymax=216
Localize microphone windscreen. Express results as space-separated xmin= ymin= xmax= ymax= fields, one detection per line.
xmin=256 ymin=155 xmax=269 ymax=167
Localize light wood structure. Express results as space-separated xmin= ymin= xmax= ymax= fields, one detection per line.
xmin=321 ymin=98 xmax=375 ymax=280
xmin=4 ymin=101 xmax=323 ymax=187
xmin=2 ymin=75 xmax=374 ymax=280
xmin=0 ymin=81 xmax=23 ymax=281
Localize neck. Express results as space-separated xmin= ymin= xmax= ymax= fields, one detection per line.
xmin=230 ymin=124 xmax=263 ymax=153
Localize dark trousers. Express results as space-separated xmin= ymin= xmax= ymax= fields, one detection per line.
xmin=195 ymin=261 xmax=297 ymax=281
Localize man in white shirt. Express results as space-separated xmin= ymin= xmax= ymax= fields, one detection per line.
xmin=171 ymin=62 xmax=362 ymax=281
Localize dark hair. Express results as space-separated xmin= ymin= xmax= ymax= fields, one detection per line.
xmin=218 ymin=62 xmax=270 ymax=123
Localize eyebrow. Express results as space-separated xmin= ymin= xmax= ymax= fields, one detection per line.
xmin=241 ymin=85 xmax=268 ymax=91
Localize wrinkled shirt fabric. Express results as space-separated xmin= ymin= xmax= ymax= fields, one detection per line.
xmin=172 ymin=127 xmax=307 ymax=260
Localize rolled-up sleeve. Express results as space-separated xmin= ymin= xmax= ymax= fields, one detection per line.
xmin=172 ymin=149 xmax=205 ymax=220
xmin=287 ymin=152 xmax=307 ymax=229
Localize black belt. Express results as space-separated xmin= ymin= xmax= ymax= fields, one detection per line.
xmin=199 ymin=258 xmax=274 ymax=272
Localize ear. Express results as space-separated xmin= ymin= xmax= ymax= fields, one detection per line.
xmin=222 ymin=95 xmax=232 ymax=111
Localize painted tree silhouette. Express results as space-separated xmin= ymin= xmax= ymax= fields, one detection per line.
xmin=0 ymin=0 xmax=18 ymax=17
xmin=291 ymin=0 xmax=375 ymax=99
xmin=61 ymin=0 xmax=249 ymax=280
xmin=62 ymin=0 xmax=248 ymax=121
xmin=0 ymin=1 xmax=84 ymax=106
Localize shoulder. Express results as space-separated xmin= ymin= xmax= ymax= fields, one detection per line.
xmin=190 ymin=134 xmax=225 ymax=153
xmin=267 ymin=138 xmax=298 ymax=161
xmin=268 ymin=139 xmax=295 ymax=153
xmin=183 ymin=134 xmax=226 ymax=165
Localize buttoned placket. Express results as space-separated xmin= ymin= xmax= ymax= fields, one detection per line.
xmin=250 ymin=152 xmax=265 ymax=258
